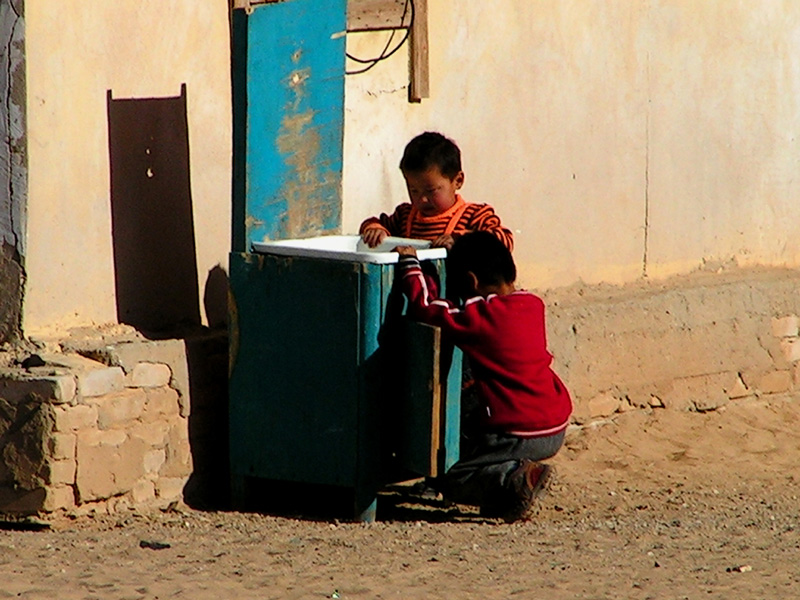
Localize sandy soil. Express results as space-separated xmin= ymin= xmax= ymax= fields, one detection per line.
xmin=3 ymin=393 xmax=800 ymax=600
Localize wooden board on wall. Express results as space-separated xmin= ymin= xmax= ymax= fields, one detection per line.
xmin=347 ymin=0 xmax=412 ymax=31
xmin=408 ymin=0 xmax=428 ymax=101
xmin=236 ymin=0 xmax=415 ymax=33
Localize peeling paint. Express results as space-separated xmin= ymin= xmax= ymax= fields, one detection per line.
xmin=238 ymin=0 xmax=345 ymax=245
xmin=275 ymin=63 xmax=342 ymax=239
xmin=244 ymin=214 xmax=265 ymax=231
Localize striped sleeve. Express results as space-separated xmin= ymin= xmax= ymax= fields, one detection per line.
xmin=461 ymin=203 xmax=514 ymax=251
xmin=359 ymin=204 xmax=413 ymax=237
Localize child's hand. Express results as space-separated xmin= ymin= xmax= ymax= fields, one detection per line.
xmin=361 ymin=227 xmax=388 ymax=248
xmin=431 ymin=234 xmax=455 ymax=250
xmin=394 ymin=245 xmax=418 ymax=258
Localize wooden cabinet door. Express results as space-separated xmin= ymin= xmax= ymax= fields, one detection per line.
xmin=229 ymin=253 xmax=361 ymax=486
xmin=396 ymin=320 xmax=461 ymax=477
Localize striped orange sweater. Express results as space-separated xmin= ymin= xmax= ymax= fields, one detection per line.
xmin=359 ymin=195 xmax=514 ymax=251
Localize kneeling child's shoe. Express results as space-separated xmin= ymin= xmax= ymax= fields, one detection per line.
xmin=502 ymin=461 xmax=554 ymax=523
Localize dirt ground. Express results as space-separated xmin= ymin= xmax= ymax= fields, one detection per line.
xmin=3 ymin=393 xmax=800 ymax=600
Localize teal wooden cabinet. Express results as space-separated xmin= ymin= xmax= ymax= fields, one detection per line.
xmin=229 ymin=240 xmax=461 ymax=521
xmin=228 ymin=2 xmax=458 ymax=520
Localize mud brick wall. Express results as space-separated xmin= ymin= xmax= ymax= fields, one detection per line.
xmin=4 ymin=269 xmax=800 ymax=515
xmin=0 ymin=326 xmax=229 ymax=515
xmin=0 ymin=351 xmax=191 ymax=515
xmin=0 ymin=329 xmax=228 ymax=517
xmin=545 ymin=268 xmax=800 ymax=422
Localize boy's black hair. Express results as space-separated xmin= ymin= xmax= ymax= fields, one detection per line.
xmin=446 ymin=231 xmax=517 ymax=300
xmin=399 ymin=131 xmax=462 ymax=179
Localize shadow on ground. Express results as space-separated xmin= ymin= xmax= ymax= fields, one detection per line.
xmin=223 ymin=478 xmax=487 ymax=524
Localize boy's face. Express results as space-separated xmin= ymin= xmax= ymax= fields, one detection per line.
xmin=403 ymin=167 xmax=464 ymax=217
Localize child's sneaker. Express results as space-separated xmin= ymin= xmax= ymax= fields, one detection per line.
xmin=501 ymin=460 xmax=554 ymax=522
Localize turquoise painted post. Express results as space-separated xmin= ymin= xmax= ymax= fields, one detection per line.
xmin=231 ymin=0 xmax=347 ymax=251
xmin=442 ymin=346 xmax=463 ymax=472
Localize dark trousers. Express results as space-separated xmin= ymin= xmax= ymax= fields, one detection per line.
xmin=440 ymin=430 xmax=565 ymax=508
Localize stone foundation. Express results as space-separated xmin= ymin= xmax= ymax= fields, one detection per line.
xmin=545 ymin=267 xmax=800 ymax=421
xmin=0 ymin=327 xmax=227 ymax=516
xmin=3 ymin=267 xmax=800 ymax=516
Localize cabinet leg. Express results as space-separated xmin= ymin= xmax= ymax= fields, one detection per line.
xmin=356 ymin=496 xmax=377 ymax=523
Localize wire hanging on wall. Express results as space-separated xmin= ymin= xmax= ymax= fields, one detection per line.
xmin=346 ymin=0 xmax=415 ymax=76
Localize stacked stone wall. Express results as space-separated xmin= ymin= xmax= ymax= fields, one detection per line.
xmin=3 ymin=269 xmax=800 ymax=516
xmin=545 ymin=268 xmax=800 ymax=422
xmin=0 ymin=348 xmax=192 ymax=515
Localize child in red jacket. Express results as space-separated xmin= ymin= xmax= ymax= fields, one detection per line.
xmin=360 ymin=131 xmax=513 ymax=251
xmin=396 ymin=231 xmax=572 ymax=522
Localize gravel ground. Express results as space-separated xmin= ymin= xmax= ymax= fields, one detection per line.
xmin=3 ymin=395 xmax=800 ymax=599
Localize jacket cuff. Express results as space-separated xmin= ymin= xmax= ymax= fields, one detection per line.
xmin=398 ymin=255 xmax=421 ymax=271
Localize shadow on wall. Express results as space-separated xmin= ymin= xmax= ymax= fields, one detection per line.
xmin=107 ymin=84 xmax=200 ymax=334
xmin=107 ymin=87 xmax=232 ymax=509
xmin=182 ymin=265 xmax=231 ymax=510
xmin=203 ymin=264 xmax=229 ymax=329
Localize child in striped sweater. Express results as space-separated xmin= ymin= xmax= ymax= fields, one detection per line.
xmin=359 ymin=132 xmax=514 ymax=251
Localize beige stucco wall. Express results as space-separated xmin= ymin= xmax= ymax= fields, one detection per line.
xmin=342 ymin=0 xmax=800 ymax=290
xmin=23 ymin=0 xmax=232 ymax=335
xmin=20 ymin=1 xmax=800 ymax=332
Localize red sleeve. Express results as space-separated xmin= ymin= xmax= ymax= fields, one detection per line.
xmin=398 ymin=256 xmax=483 ymax=344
